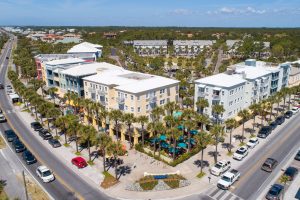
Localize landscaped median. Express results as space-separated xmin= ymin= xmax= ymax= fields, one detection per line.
xmin=125 ymin=173 xmax=190 ymax=192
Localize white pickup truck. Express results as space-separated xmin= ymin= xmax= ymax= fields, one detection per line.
xmin=217 ymin=169 xmax=240 ymax=190
xmin=210 ymin=160 xmax=231 ymax=176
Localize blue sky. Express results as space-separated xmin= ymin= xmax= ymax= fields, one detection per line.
xmin=0 ymin=0 xmax=300 ymax=27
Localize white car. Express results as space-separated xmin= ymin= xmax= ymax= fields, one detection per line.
xmin=290 ymin=107 xmax=299 ymax=114
xmin=246 ymin=137 xmax=259 ymax=149
xmin=211 ymin=160 xmax=231 ymax=176
xmin=36 ymin=166 xmax=55 ymax=183
xmin=0 ymin=114 xmax=6 ymax=123
xmin=233 ymin=146 xmax=249 ymax=161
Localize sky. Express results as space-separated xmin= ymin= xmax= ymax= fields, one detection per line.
xmin=0 ymin=0 xmax=300 ymax=27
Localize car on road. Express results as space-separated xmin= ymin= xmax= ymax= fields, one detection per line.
xmin=38 ymin=129 xmax=53 ymax=140
xmin=269 ymin=121 xmax=278 ymax=130
xmin=4 ymin=129 xmax=18 ymax=142
xmin=217 ymin=169 xmax=240 ymax=190
xmin=12 ymin=139 xmax=26 ymax=153
xmin=257 ymin=126 xmax=272 ymax=138
xmin=22 ymin=150 xmax=37 ymax=165
xmin=6 ymin=56 xmax=9 ymax=59
xmin=30 ymin=122 xmax=43 ymax=131
xmin=291 ymin=106 xmax=299 ymax=114
xmin=283 ymin=166 xmax=299 ymax=181
xmin=48 ymin=138 xmax=61 ymax=148
xmin=265 ymin=184 xmax=284 ymax=200
xmin=284 ymin=111 xmax=293 ymax=119
xmin=261 ymin=158 xmax=278 ymax=172
xmin=36 ymin=166 xmax=55 ymax=183
xmin=210 ymin=160 xmax=231 ymax=176
xmin=0 ymin=113 xmax=7 ymax=123
xmin=233 ymin=146 xmax=249 ymax=160
xmin=71 ymin=157 xmax=87 ymax=168
xmin=295 ymin=150 xmax=300 ymax=161
xmin=246 ymin=137 xmax=259 ymax=149
xmin=275 ymin=116 xmax=285 ymax=125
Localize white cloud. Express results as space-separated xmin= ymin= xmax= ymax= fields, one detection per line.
xmin=169 ymin=9 xmax=193 ymax=15
xmin=213 ymin=6 xmax=267 ymax=15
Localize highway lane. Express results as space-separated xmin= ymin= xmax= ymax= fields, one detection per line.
xmin=0 ymin=38 xmax=113 ymax=200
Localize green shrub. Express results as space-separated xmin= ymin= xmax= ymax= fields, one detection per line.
xmin=196 ymin=172 xmax=206 ymax=178
xmin=138 ymin=176 xmax=158 ymax=191
xmin=164 ymin=180 xmax=179 ymax=188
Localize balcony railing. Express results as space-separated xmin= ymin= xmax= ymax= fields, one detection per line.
xmin=97 ymin=90 xmax=106 ymax=96
xmin=116 ymin=97 xmax=125 ymax=104
xmin=149 ymin=96 xmax=157 ymax=103
xmin=88 ymin=88 xmax=95 ymax=93
xmin=212 ymin=94 xmax=221 ymax=100
xmin=198 ymin=92 xmax=205 ymax=97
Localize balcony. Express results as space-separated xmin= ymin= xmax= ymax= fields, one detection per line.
xmin=212 ymin=94 xmax=221 ymax=100
xmin=97 ymin=90 xmax=106 ymax=96
xmin=116 ymin=97 xmax=125 ymax=104
xmin=149 ymin=96 xmax=157 ymax=103
xmin=88 ymin=88 xmax=95 ymax=93
xmin=198 ymin=92 xmax=205 ymax=97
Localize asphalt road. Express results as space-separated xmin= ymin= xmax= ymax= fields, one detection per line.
xmin=0 ymin=36 xmax=113 ymax=200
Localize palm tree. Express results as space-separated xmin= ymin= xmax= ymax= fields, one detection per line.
xmin=267 ymin=96 xmax=275 ymax=121
xmin=182 ymin=109 xmax=196 ymax=152
xmin=164 ymin=101 xmax=180 ymax=116
xmin=147 ymin=121 xmax=164 ymax=154
xmin=97 ymin=134 xmax=112 ymax=172
xmin=48 ymin=87 xmax=58 ymax=104
xmin=249 ymin=103 xmax=260 ymax=131
xmin=92 ymin=102 xmax=104 ymax=131
xmin=212 ymin=104 xmax=225 ymax=124
xmin=196 ymin=98 xmax=209 ymax=114
xmin=150 ymin=106 xmax=164 ymax=122
xmin=238 ymin=109 xmax=250 ymax=143
xmin=107 ymin=141 xmax=123 ymax=179
xmin=83 ymin=99 xmax=93 ymax=124
xmin=109 ymin=109 xmax=123 ymax=140
xmin=63 ymin=91 xmax=73 ymax=108
xmin=279 ymin=175 xmax=289 ymax=200
xmin=281 ymin=88 xmax=289 ymax=111
xmin=66 ymin=119 xmax=81 ymax=153
xmin=122 ymin=113 xmax=136 ymax=149
xmin=195 ymin=114 xmax=210 ymax=131
xmin=137 ymin=115 xmax=148 ymax=147
xmin=259 ymin=100 xmax=268 ymax=126
xmin=166 ymin=127 xmax=181 ymax=160
xmin=79 ymin=125 xmax=98 ymax=162
xmin=70 ymin=92 xmax=82 ymax=115
xmin=225 ymin=118 xmax=237 ymax=152
xmin=194 ymin=131 xmax=211 ymax=174
xmin=46 ymin=107 xmax=61 ymax=131
xmin=210 ymin=124 xmax=224 ymax=163
xmin=0 ymin=179 xmax=6 ymax=194
xmin=30 ymin=95 xmax=42 ymax=120
xmin=37 ymin=102 xmax=53 ymax=124
xmin=55 ymin=115 xmax=70 ymax=145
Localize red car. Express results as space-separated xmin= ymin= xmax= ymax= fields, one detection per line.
xmin=71 ymin=157 xmax=87 ymax=168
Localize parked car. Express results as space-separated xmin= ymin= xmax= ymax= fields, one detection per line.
xmin=0 ymin=109 xmax=2 ymax=114
xmin=30 ymin=122 xmax=43 ymax=131
xmin=4 ymin=129 xmax=18 ymax=142
xmin=0 ymin=83 xmax=4 ymax=89
xmin=269 ymin=121 xmax=278 ymax=130
xmin=12 ymin=139 xmax=26 ymax=153
xmin=246 ymin=137 xmax=259 ymax=149
xmin=210 ymin=160 xmax=231 ymax=176
xmin=233 ymin=146 xmax=249 ymax=160
xmin=36 ymin=166 xmax=55 ymax=183
xmin=217 ymin=169 xmax=240 ymax=190
xmin=275 ymin=116 xmax=285 ymax=125
xmin=0 ymin=114 xmax=7 ymax=123
xmin=22 ymin=150 xmax=37 ymax=165
xmin=261 ymin=158 xmax=278 ymax=172
xmin=283 ymin=166 xmax=299 ymax=181
xmin=284 ymin=111 xmax=293 ymax=119
xmin=265 ymin=184 xmax=284 ymax=200
xmin=295 ymin=150 xmax=300 ymax=161
xmin=291 ymin=106 xmax=299 ymax=114
xmin=71 ymin=157 xmax=88 ymax=168
xmin=38 ymin=129 xmax=53 ymax=140
xmin=257 ymin=126 xmax=272 ymax=138
xmin=6 ymin=85 xmax=12 ymax=89
xmin=48 ymin=139 xmax=61 ymax=148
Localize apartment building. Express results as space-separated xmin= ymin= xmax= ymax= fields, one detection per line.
xmin=288 ymin=61 xmax=300 ymax=86
xmin=83 ymin=64 xmax=179 ymax=118
xmin=194 ymin=59 xmax=291 ymax=122
xmin=173 ymin=40 xmax=215 ymax=56
xmin=67 ymin=42 xmax=103 ymax=58
xmin=133 ymin=40 xmax=168 ymax=56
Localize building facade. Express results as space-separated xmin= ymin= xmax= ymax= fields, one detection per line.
xmin=133 ymin=40 xmax=168 ymax=56
xmin=173 ymin=40 xmax=215 ymax=56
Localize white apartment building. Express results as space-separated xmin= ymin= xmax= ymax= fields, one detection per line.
xmin=133 ymin=40 xmax=168 ymax=56
xmin=173 ymin=40 xmax=215 ymax=56
xmin=83 ymin=64 xmax=179 ymax=118
xmin=194 ymin=59 xmax=291 ymax=122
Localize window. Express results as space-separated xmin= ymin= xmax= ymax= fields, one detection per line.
xmin=131 ymin=107 xmax=134 ymax=112
xmin=137 ymin=96 xmax=140 ymax=101
xmin=84 ymin=82 xmax=87 ymax=86
xmin=160 ymin=99 xmax=165 ymax=105
xmin=138 ymin=107 xmax=141 ymax=112
xmin=230 ymin=90 xmax=234 ymax=95
xmin=96 ymin=85 xmax=98 ymax=89
xmin=160 ymin=89 xmax=165 ymax=94
xmin=85 ymin=92 xmax=88 ymax=96
xmin=125 ymin=94 xmax=127 ymax=98
xmin=125 ymin=106 xmax=128 ymax=110
xmin=90 ymin=83 xmax=92 ymax=87
xmin=206 ymin=88 xmax=208 ymax=92
xmin=222 ymin=91 xmax=224 ymax=95
xmin=146 ymin=104 xmax=149 ymax=110
xmin=105 ymin=87 xmax=107 ymax=91
xmin=131 ymin=95 xmax=134 ymax=100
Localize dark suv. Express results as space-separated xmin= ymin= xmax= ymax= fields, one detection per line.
xmin=12 ymin=139 xmax=26 ymax=153
xmin=38 ymin=129 xmax=53 ymax=140
xmin=261 ymin=158 xmax=278 ymax=172
xmin=265 ymin=184 xmax=284 ymax=200
xmin=4 ymin=129 xmax=18 ymax=142
xmin=257 ymin=126 xmax=272 ymax=138
xmin=31 ymin=122 xmax=43 ymax=131
xmin=275 ymin=116 xmax=285 ymax=125
xmin=284 ymin=111 xmax=293 ymax=119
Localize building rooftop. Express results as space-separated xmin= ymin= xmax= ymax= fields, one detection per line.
xmin=35 ymin=53 xmax=96 ymax=63
xmin=67 ymin=42 xmax=103 ymax=53
xmin=61 ymin=62 xmax=119 ymax=77
xmin=133 ymin=40 xmax=168 ymax=46
xmin=173 ymin=40 xmax=215 ymax=46
xmin=195 ymin=73 xmax=246 ymax=88
xmin=46 ymin=58 xmax=86 ymax=66
xmin=83 ymin=64 xmax=179 ymax=94
xmin=54 ymin=37 xmax=82 ymax=44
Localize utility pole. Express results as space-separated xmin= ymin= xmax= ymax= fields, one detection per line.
xmin=22 ymin=170 xmax=29 ymax=200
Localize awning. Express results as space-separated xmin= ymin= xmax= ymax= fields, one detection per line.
xmin=213 ymin=87 xmax=221 ymax=91
xmin=160 ymin=135 xmax=167 ymax=141
xmin=177 ymin=143 xmax=187 ymax=148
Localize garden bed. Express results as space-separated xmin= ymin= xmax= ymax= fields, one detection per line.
xmin=100 ymin=171 xmax=118 ymax=189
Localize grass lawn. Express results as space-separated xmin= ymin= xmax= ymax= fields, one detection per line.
xmin=196 ymin=172 xmax=206 ymax=179
xmin=100 ymin=171 xmax=118 ymax=189
xmin=0 ymin=137 xmax=6 ymax=149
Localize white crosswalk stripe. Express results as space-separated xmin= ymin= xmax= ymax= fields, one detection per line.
xmin=206 ymin=186 xmax=244 ymax=200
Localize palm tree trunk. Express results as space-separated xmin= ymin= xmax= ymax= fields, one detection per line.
xmin=252 ymin=115 xmax=256 ymax=131
xmin=47 ymin=118 xmax=50 ymax=130
xmin=173 ymin=140 xmax=176 ymax=160
xmin=188 ymin=131 xmax=191 ymax=152
xmin=242 ymin=122 xmax=245 ymax=143
xmin=215 ymin=136 xmax=218 ymax=163
xmin=269 ymin=106 xmax=273 ymax=121
xmin=115 ymin=122 xmax=119 ymax=140
xmin=200 ymin=148 xmax=204 ymax=174
xmin=277 ymin=103 xmax=280 ymax=116
xmin=229 ymin=130 xmax=232 ymax=153
xmin=141 ymin=126 xmax=145 ymax=147
xmin=75 ymin=132 xmax=78 ymax=153
xmin=88 ymin=140 xmax=91 ymax=161
xmin=114 ymin=156 xmax=118 ymax=179
xmin=34 ymin=106 xmax=38 ymax=120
